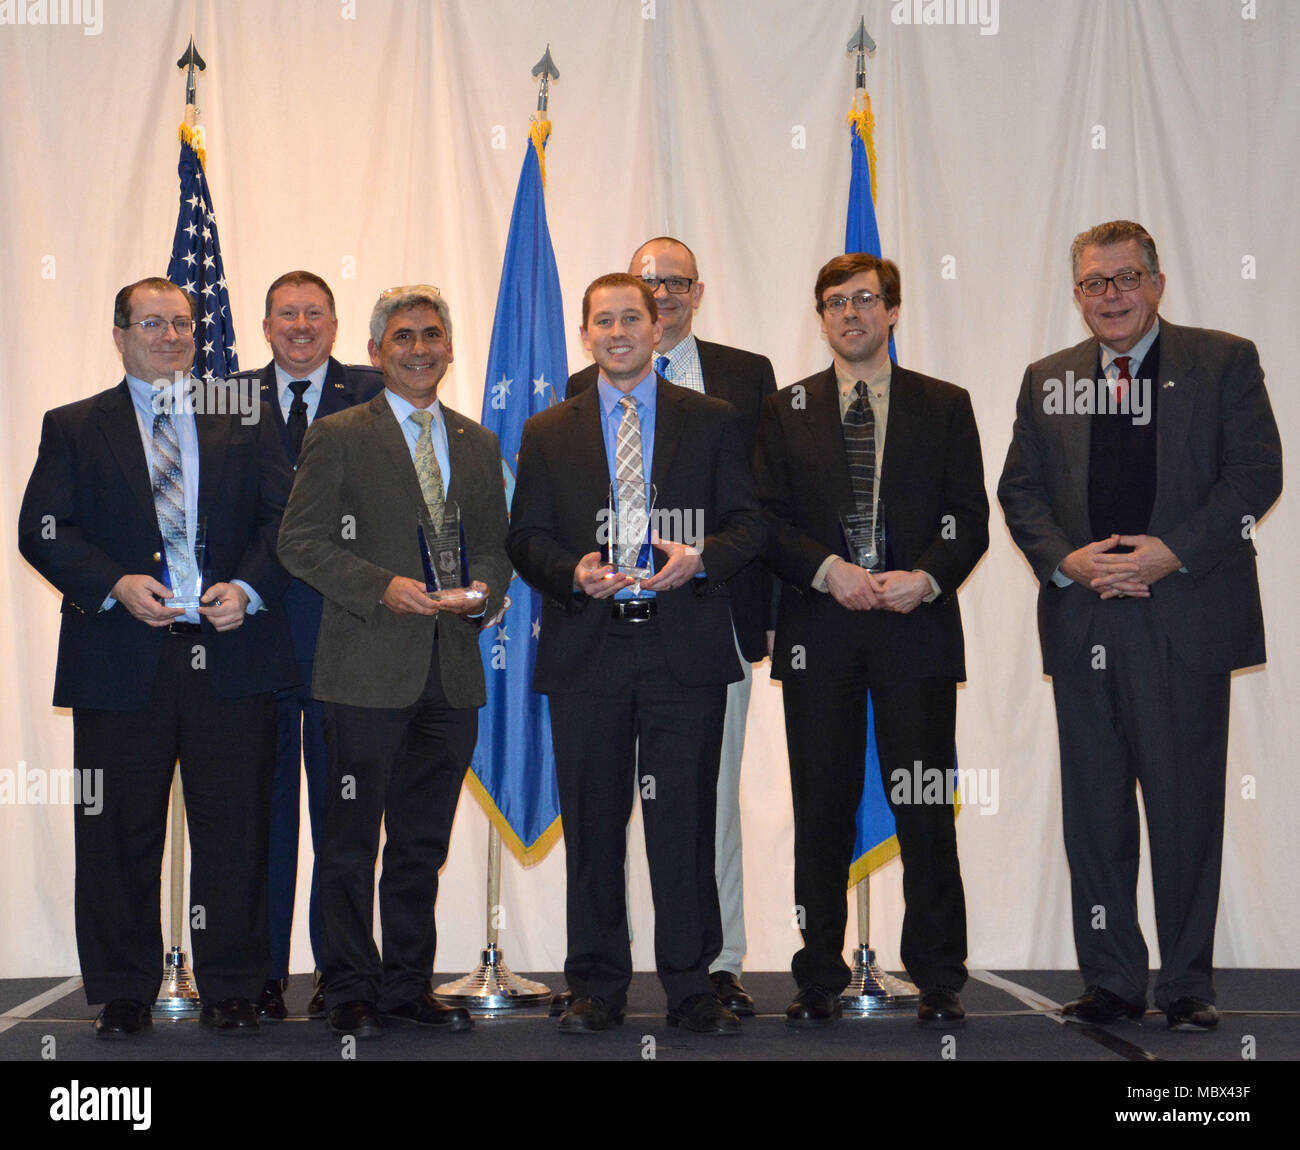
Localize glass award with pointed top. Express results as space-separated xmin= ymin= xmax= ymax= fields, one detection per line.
xmin=160 ymin=516 xmax=207 ymax=609
xmin=418 ymin=501 xmax=484 ymax=606
xmin=840 ymin=498 xmax=886 ymax=573
xmin=602 ymin=481 xmax=656 ymax=580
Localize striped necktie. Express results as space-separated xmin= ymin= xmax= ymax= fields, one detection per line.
xmin=615 ymin=396 xmax=647 ymax=569
xmin=842 ymin=380 xmax=876 ymax=521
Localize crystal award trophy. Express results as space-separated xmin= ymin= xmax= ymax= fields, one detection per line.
xmin=160 ymin=516 xmax=208 ymax=609
xmin=602 ymin=481 xmax=657 ymax=580
xmin=418 ymin=501 xmax=484 ymax=607
xmin=840 ymin=498 xmax=886 ymax=573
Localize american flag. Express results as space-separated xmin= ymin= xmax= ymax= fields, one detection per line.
xmin=166 ymin=127 xmax=238 ymax=381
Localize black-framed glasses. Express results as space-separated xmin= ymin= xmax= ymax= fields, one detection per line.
xmin=1076 ymin=271 xmax=1145 ymax=297
xmin=640 ymin=275 xmax=695 ymax=294
xmin=820 ymin=290 xmax=881 ymax=314
xmin=122 ymin=317 xmax=195 ymax=335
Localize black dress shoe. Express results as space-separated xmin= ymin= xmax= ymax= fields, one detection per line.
xmin=917 ymin=986 xmax=966 ymax=1024
xmin=557 ymin=995 xmax=624 ymax=1033
xmin=785 ymin=985 xmax=842 ymax=1027
xmin=548 ymin=989 xmax=574 ymax=1018
xmin=93 ymin=999 xmax=152 ymax=1040
xmin=200 ymin=997 xmax=261 ymax=1036
xmin=710 ymin=971 xmax=755 ymax=1017
xmin=1060 ymin=985 xmax=1146 ymax=1025
xmin=307 ymin=973 xmax=327 ymax=1020
xmin=668 ymin=992 xmax=742 ymax=1035
xmin=328 ymin=1000 xmax=383 ymax=1039
xmin=382 ymin=992 xmax=473 ymax=1032
xmin=257 ymin=978 xmax=288 ymax=1021
xmin=1166 ymin=997 xmax=1219 ymax=1032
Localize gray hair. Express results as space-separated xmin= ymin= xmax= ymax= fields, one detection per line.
xmin=1070 ymin=220 xmax=1161 ymax=282
xmin=369 ymin=284 xmax=452 ymax=345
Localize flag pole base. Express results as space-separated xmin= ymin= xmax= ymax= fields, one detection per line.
xmin=153 ymin=946 xmax=202 ymax=1017
xmin=840 ymin=944 xmax=919 ymax=1015
xmin=433 ymin=944 xmax=551 ymax=1014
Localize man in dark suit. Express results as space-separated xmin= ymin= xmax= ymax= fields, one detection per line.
xmin=231 ymin=271 xmax=383 ymax=1021
xmin=756 ymin=253 xmax=987 ymax=1026
xmin=998 ymin=220 xmax=1282 ymax=1031
xmin=278 ymin=284 xmax=511 ymax=1039
xmin=18 ymin=276 xmax=297 ymax=1038
xmin=508 ymin=273 xmax=765 ymax=1035
xmin=566 ymin=236 xmax=775 ymax=1014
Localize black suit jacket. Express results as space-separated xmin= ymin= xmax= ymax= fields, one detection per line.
xmin=18 ymin=379 xmax=297 ymax=709
xmin=278 ymin=393 xmax=512 ymax=710
xmin=998 ymin=320 xmax=1282 ymax=675
xmin=756 ymin=365 xmax=988 ymax=681
xmin=230 ymin=358 xmax=385 ymax=664
xmin=568 ymin=340 xmax=777 ymax=661
xmin=507 ymin=378 xmax=767 ymax=693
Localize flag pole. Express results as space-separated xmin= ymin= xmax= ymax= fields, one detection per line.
xmin=432 ymin=47 xmax=564 ymax=1014
xmin=154 ymin=36 xmax=209 ymax=1020
xmin=837 ymin=19 xmax=918 ymax=1016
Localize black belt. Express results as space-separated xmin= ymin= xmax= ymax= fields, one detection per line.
xmin=166 ymin=621 xmax=202 ymax=635
xmin=610 ymin=599 xmax=657 ymax=622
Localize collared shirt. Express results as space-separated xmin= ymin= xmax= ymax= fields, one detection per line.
xmin=597 ymin=370 xmax=658 ymax=597
xmin=385 ymin=390 xmax=453 ymax=491
xmin=108 ymin=374 xmax=262 ymax=618
xmin=812 ymin=359 xmax=938 ymax=600
xmin=274 ymin=360 xmax=329 ymax=426
xmin=655 ymin=333 xmax=705 ymax=394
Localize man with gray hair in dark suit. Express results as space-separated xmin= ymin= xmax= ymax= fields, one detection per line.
xmin=279 ymin=284 xmax=511 ymax=1039
xmin=999 ymin=220 xmax=1282 ymax=1032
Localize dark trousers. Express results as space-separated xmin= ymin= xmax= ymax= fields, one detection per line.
xmin=319 ymin=644 xmax=476 ymax=1010
xmin=73 ymin=630 xmax=276 ymax=1005
xmin=268 ymin=665 xmax=327 ymax=979
xmin=783 ymin=639 xmax=967 ymax=994
xmin=548 ymin=619 xmax=726 ymax=1011
xmin=1052 ymin=601 xmax=1230 ymax=1009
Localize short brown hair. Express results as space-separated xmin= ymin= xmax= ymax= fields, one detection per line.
xmin=1070 ymin=220 xmax=1160 ymax=281
xmin=113 ymin=277 xmax=196 ymax=328
xmin=265 ymin=270 xmax=336 ymax=318
xmin=582 ymin=273 xmax=659 ymax=326
xmin=814 ymin=253 xmax=901 ymax=314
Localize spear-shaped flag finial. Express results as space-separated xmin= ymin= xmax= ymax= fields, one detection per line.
xmin=846 ymin=18 xmax=876 ymax=90
xmin=177 ymin=37 xmax=207 ymax=107
xmin=532 ymin=44 xmax=559 ymax=113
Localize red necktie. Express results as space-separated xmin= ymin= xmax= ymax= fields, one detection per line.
xmin=1112 ymin=355 xmax=1132 ymax=407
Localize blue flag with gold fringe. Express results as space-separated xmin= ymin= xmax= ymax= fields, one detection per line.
xmin=468 ymin=119 xmax=565 ymax=863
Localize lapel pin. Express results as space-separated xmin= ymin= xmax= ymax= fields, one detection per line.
xmin=1162 ymin=380 xmax=1175 ymax=389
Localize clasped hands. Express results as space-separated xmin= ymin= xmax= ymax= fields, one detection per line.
xmin=110 ymin=574 xmax=249 ymax=631
xmin=825 ymin=560 xmax=930 ymax=614
xmin=574 ymin=535 xmax=703 ymax=599
xmin=1059 ymin=533 xmax=1181 ymax=599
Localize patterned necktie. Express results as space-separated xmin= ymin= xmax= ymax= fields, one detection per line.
xmin=843 ymin=380 xmax=877 ymax=521
xmin=615 ymin=396 xmax=647 ymax=570
xmin=151 ymin=412 xmax=190 ymax=586
xmin=410 ymin=409 xmax=445 ymax=531
xmin=655 ymin=354 xmax=671 ymax=381
xmin=1112 ymin=355 xmax=1132 ymax=407
xmin=287 ymin=379 xmax=310 ymax=459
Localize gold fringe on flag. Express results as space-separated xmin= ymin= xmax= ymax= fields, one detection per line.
xmin=464 ymin=770 xmax=563 ymax=867
xmin=530 ymin=116 xmax=552 ymax=187
xmin=179 ymin=120 xmax=206 ymax=169
xmin=847 ymin=98 xmax=878 ymax=205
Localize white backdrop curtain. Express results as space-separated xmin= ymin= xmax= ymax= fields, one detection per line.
xmin=1 ymin=0 xmax=1295 ymax=979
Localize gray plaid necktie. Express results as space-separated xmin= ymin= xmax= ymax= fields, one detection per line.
xmin=410 ymin=409 xmax=445 ymax=531
xmin=615 ymin=396 xmax=647 ymax=569
xmin=843 ymin=380 xmax=876 ymax=520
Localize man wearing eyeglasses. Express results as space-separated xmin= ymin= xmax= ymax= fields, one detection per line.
xmin=278 ymin=285 xmax=510 ymax=1039
xmin=566 ymin=237 xmax=776 ymax=1016
xmin=999 ymin=220 xmax=1281 ymax=1031
xmin=755 ymin=253 xmax=988 ymax=1027
xmin=18 ymin=277 xmax=298 ymax=1038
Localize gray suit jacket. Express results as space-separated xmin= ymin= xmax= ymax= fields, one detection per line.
xmin=278 ymin=391 xmax=511 ymax=709
xmin=998 ymin=319 xmax=1282 ymax=675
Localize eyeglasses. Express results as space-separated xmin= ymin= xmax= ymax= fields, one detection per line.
xmin=379 ymin=283 xmax=442 ymax=299
xmin=123 ymin=317 xmax=194 ymax=335
xmin=1076 ymin=271 xmax=1146 ymax=297
xmin=640 ymin=275 xmax=695 ymax=294
xmin=820 ymin=291 xmax=882 ymax=314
